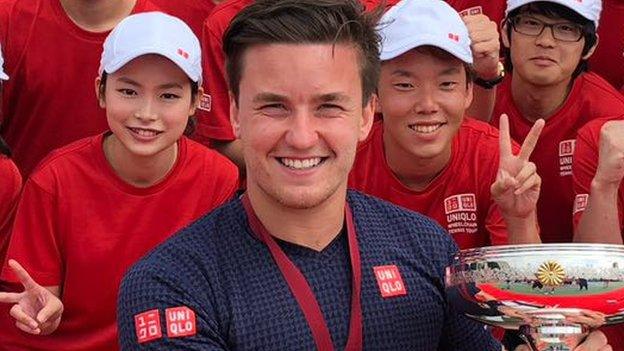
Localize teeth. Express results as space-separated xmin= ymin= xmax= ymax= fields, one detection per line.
xmin=131 ymin=128 xmax=159 ymax=137
xmin=409 ymin=124 xmax=442 ymax=134
xmin=280 ymin=157 xmax=322 ymax=170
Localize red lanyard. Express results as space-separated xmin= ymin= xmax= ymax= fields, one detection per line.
xmin=242 ymin=195 xmax=363 ymax=351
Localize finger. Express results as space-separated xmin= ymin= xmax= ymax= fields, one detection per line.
xmin=491 ymin=170 xmax=517 ymax=196
xmin=37 ymin=299 xmax=62 ymax=324
xmin=499 ymin=114 xmax=512 ymax=159
xmin=518 ymin=119 xmax=545 ymax=161
xmin=0 ymin=292 xmax=23 ymax=304
xmin=513 ymin=173 xmax=540 ymax=196
xmin=471 ymin=40 xmax=500 ymax=55
xmin=15 ymin=320 xmax=41 ymax=335
xmin=574 ymin=331 xmax=608 ymax=351
xmin=8 ymin=260 xmax=38 ymax=290
xmin=513 ymin=162 xmax=537 ymax=185
xmin=9 ymin=304 xmax=39 ymax=330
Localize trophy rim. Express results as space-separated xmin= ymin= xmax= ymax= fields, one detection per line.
xmin=456 ymin=243 xmax=624 ymax=260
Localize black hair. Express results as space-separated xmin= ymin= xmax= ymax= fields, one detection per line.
xmin=223 ymin=0 xmax=383 ymax=107
xmin=0 ymin=135 xmax=11 ymax=156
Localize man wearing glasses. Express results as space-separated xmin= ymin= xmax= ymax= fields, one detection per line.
xmin=490 ymin=0 xmax=624 ymax=246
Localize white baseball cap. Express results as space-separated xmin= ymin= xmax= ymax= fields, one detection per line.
xmin=100 ymin=12 xmax=202 ymax=84
xmin=0 ymin=44 xmax=8 ymax=80
xmin=378 ymin=0 xmax=473 ymax=64
xmin=506 ymin=0 xmax=602 ymax=29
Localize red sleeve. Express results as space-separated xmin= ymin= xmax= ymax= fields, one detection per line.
xmin=194 ymin=18 xmax=236 ymax=145
xmin=0 ymin=158 xmax=22 ymax=262
xmin=1 ymin=176 xmax=62 ymax=286
xmin=209 ymin=154 xmax=239 ymax=208
xmin=571 ymin=123 xmax=607 ymax=229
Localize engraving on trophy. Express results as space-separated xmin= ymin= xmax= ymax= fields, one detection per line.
xmin=536 ymin=261 xmax=566 ymax=287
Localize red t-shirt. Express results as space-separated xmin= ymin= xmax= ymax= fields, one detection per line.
xmin=572 ymin=115 xmax=624 ymax=233
xmin=0 ymin=134 xmax=238 ymax=351
xmin=590 ymin=0 xmax=624 ymax=91
xmin=0 ymin=156 xmax=21 ymax=263
xmin=0 ymin=0 xmax=157 ymax=177
xmin=149 ymin=0 xmax=216 ymax=38
xmin=349 ymin=118 xmax=508 ymax=249
xmin=491 ymin=72 xmax=624 ymax=243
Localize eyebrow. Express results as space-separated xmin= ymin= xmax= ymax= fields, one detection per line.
xmin=391 ymin=69 xmax=412 ymax=78
xmin=252 ymin=92 xmax=352 ymax=104
xmin=315 ymin=92 xmax=351 ymax=104
xmin=115 ymin=77 xmax=184 ymax=90
xmin=439 ymin=67 xmax=462 ymax=76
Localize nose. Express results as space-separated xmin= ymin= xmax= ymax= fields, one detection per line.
xmin=413 ymin=88 xmax=438 ymax=115
xmin=535 ymin=25 xmax=557 ymax=48
xmin=284 ymin=110 xmax=319 ymax=150
xmin=134 ymin=97 xmax=158 ymax=122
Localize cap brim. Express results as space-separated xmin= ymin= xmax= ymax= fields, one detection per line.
xmin=380 ymin=37 xmax=473 ymax=64
xmin=103 ymin=47 xmax=201 ymax=84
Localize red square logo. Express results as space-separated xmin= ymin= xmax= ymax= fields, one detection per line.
xmin=448 ymin=33 xmax=459 ymax=42
xmin=373 ymin=265 xmax=407 ymax=298
xmin=445 ymin=196 xmax=460 ymax=214
xmin=461 ymin=194 xmax=476 ymax=211
xmin=573 ymin=194 xmax=589 ymax=213
xmin=166 ymin=306 xmax=197 ymax=338
xmin=134 ymin=309 xmax=162 ymax=344
xmin=559 ymin=140 xmax=576 ymax=157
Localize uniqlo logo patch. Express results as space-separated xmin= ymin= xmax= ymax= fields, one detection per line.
xmin=448 ymin=33 xmax=460 ymax=42
xmin=134 ymin=309 xmax=162 ymax=344
xmin=374 ymin=265 xmax=407 ymax=298
xmin=444 ymin=194 xmax=477 ymax=214
xmin=198 ymin=93 xmax=212 ymax=112
xmin=166 ymin=306 xmax=197 ymax=338
xmin=459 ymin=6 xmax=483 ymax=17
xmin=573 ymin=194 xmax=589 ymax=213
xmin=559 ymin=139 xmax=576 ymax=157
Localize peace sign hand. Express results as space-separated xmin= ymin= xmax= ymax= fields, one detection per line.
xmin=0 ymin=259 xmax=63 ymax=335
xmin=491 ymin=114 xmax=545 ymax=219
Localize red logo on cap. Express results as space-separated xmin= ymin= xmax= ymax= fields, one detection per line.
xmin=166 ymin=306 xmax=197 ymax=338
xmin=374 ymin=265 xmax=407 ymax=298
xmin=134 ymin=309 xmax=162 ymax=344
xmin=177 ymin=48 xmax=189 ymax=59
xmin=448 ymin=33 xmax=460 ymax=42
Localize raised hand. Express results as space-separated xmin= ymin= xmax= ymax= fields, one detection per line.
xmin=491 ymin=114 xmax=544 ymax=219
xmin=594 ymin=120 xmax=624 ymax=187
xmin=0 ymin=259 xmax=63 ymax=335
xmin=462 ymin=13 xmax=500 ymax=80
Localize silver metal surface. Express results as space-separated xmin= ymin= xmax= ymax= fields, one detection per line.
xmin=445 ymin=244 xmax=624 ymax=351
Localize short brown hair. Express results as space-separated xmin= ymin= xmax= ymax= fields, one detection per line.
xmin=223 ymin=0 xmax=382 ymax=106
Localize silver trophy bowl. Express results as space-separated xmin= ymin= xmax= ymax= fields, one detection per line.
xmin=445 ymin=244 xmax=624 ymax=351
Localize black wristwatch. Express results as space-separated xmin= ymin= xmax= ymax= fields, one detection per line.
xmin=474 ymin=62 xmax=505 ymax=89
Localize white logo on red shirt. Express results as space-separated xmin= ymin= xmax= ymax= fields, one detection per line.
xmin=134 ymin=309 xmax=162 ymax=344
xmin=573 ymin=194 xmax=589 ymax=214
xmin=373 ymin=265 xmax=407 ymax=298
xmin=559 ymin=139 xmax=576 ymax=176
xmin=199 ymin=93 xmax=212 ymax=112
xmin=166 ymin=306 xmax=197 ymax=338
xmin=444 ymin=194 xmax=479 ymax=235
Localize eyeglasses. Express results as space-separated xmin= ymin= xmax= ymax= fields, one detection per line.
xmin=510 ymin=15 xmax=584 ymax=42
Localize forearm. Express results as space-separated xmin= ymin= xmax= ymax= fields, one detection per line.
xmin=503 ymin=211 xmax=541 ymax=244
xmin=575 ymin=180 xmax=622 ymax=244
xmin=467 ymin=86 xmax=496 ymax=122
xmin=212 ymin=139 xmax=246 ymax=175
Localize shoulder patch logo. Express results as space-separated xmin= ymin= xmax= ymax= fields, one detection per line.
xmin=135 ymin=309 xmax=162 ymax=344
xmin=199 ymin=93 xmax=212 ymax=112
xmin=573 ymin=194 xmax=589 ymax=214
xmin=373 ymin=265 xmax=407 ymax=298
xmin=166 ymin=306 xmax=197 ymax=338
xmin=459 ymin=6 xmax=483 ymax=17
